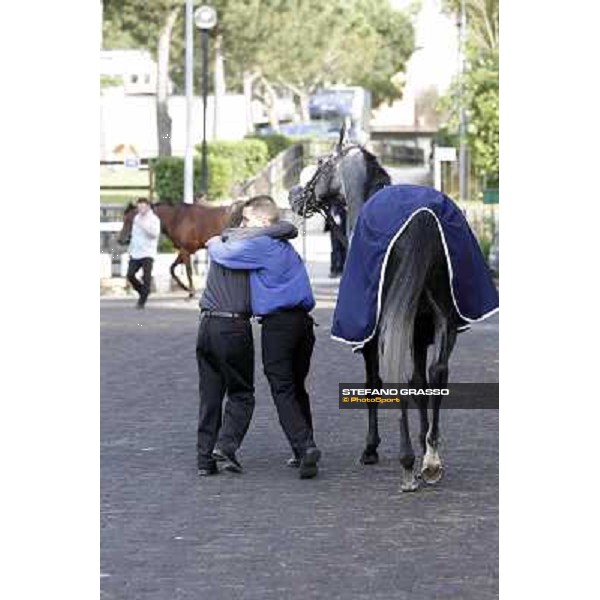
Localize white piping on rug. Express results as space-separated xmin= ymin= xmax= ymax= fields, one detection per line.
xmin=330 ymin=207 xmax=499 ymax=350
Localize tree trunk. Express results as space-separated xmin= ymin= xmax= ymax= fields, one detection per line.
xmin=279 ymin=79 xmax=310 ymax=122
xmin=213 ymin=32 xmax=226 ymax=140
xmin=156 ymin=7 xmax=179 ymax=157
xmin=298 ymin=91 xmax=310 ymax=122
xmin=243 ymin=70 xmax=259 ymax=134
xmin=260 ymin=76 xmax=280 ymax=132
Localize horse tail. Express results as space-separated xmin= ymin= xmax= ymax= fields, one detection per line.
xmin=377 ymin=211 xmax=442 ymax=383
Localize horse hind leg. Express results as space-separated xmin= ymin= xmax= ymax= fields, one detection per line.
xmin=184 ymin=253 xmax=195 ymax=299
xmin=378 ymin=306 xmax=420 ymax=491
xmin=411 ymin=320 xmax=430 ymax=456
xmin=360 ymin=340 xmax=381 ymax=465
xmin=420 ymin=290 xmax=458 ymax=485
xmin=399 ymin=404 xmax=418 ymax=492
xmin=170 ymin=252 xmax=192 ymax=294
xmin=396 ymin=324 xmax=430 ymax=492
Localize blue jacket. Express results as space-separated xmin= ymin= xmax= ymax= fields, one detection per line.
xmin=207 ymin=236 xmax=315 ymax=316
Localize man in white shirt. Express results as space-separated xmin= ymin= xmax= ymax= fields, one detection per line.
xmin=126 ymin=198 xmax=161 ymax=308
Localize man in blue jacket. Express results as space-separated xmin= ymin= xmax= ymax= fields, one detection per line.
xmin=207 ymin=196 xmax=320 ymax=479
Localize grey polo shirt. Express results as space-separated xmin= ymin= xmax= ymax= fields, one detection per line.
xmin=198 ymin=220 xmax=297 ymax=315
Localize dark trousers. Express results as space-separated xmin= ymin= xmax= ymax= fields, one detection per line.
xmin=127 ymin=257 xmax=153 ymax=305
xmin=330 ymin=212 xmax=347 ymax=275
xmin=330 ymin=238 xmax=347 ymax=275
xmin=196 ymin=315 xmax=255 ymax=469
xmin=261 ymin=310 xmax=316 ymax=457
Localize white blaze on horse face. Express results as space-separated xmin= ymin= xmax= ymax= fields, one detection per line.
xmin=299 ymin=164 xmax=318 ymax=187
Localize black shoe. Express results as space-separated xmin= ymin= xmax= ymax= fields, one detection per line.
xmin=212 ymin=448 xmax=226 ymax=462
xmin=299 ymin=447 xmax=321 ymax=479
xmin=286 ymin=456 xmax=301 ymax=468
xmin=136 ymin=299 xmax=146 ymax=309
xmin=198 ymin=463 xmax=218 ymax=477
xmin=212 ymin=447 xmax=243 ymax=473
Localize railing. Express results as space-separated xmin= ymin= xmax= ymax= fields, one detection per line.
xmin=457 ymin=201 xmax=499 ymax=245
xmin=100 ymin=204 xmax=127 ymax=277
xmin=100 ymin=159 xmax=155 ymax=202
xmin=235 ymin=143 xmax=305 ymax=208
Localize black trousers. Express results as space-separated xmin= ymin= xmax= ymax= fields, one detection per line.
xmin=261 ymin=310 xmax=316 ymax=457
xmin=330 ymin=211 xmax=347 ymax=275
xmin=127 ymin=257 xmax=153 ymax=305
xmin=196 ymin=315 xmax=255 ymax=469
xmin=330 ymin=235 xmax=347 ymax=275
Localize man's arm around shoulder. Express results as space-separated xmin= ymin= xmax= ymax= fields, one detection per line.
xmin=221 ymin=220 xmax=298 ymax=242
xmin=207 ymin=236 xmax=273 ymax=270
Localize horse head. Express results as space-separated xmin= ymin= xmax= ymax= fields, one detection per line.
xmin=117 ymin=202 xmax=137 ymax=246
xmin=288 ymin=125 xmax=390 ymax=243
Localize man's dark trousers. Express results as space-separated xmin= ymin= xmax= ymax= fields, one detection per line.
xmin=261 ymin=309 xmax=316 ymax=458
xmin=330 ymin=208 xmax=347 ymax=275
xmin=196 ymin=314 xmax=255 ymax=470
xmin=127 ymin=257 xmax=153 ymax=306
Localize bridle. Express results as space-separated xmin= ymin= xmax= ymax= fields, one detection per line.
xmin=291 ymin=145 xmax=364 ymax=249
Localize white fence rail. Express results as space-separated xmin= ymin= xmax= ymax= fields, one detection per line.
xmin=100 ymin=221 xmax=123 ymax=233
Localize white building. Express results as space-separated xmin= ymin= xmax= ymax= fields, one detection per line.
xmin=100 ymin=94 xmax=250 ymax=159
xmin=99 ymin=49 xmax=253 ymax=159
xmin=100 ymin=49 xmax=172 ymax=96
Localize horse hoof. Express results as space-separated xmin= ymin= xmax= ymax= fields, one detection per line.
xmin=360 ymin=450 xmax=379 ymax=465
xmin=401 ymin=481 xmax=419 ymax=493
xmin=400 ymin=472 xmax=419 ymax=493
xmin=421 ymin=463 xmax=443 ymax=485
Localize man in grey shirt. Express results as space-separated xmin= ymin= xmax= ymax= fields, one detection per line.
xmin=196 ymin=212 xmax=297 ymax=476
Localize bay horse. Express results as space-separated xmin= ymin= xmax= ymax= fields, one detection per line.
xmin=289 ymin=127 xmax=462 ymax=492
xmin=118 ymin=199 xmax=241 ymax=296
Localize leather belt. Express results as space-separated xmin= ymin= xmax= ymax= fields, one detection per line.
xmin=201 ymin=309 xmax=251 ymax=319
xmin=257 ymin=306 xmax=313 ymax=324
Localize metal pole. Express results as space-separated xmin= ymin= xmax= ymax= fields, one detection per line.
xmin=184 ymin=0 xmax=194 ymax=204
xmin=200 ymin=29 xmax=209 ymax=196
xmin=213 ymin=32 xmax=225 ymax=140
xmin=458 ymin=0 xmax=468 ymax=202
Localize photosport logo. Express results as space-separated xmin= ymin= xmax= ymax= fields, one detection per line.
xmin=338 ymin=383 xmax=499 ymax=409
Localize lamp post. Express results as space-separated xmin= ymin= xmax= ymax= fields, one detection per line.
xmin=184 ymin=0 xmax=194 ymax=204
xmin=194 ymin=5 xmax=218 ymax=197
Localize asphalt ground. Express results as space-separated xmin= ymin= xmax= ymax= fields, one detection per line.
xmin=101 ymin=296 xmax=498 ymax=600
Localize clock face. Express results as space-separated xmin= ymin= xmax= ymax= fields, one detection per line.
xmin=194 ymin=6 xmax=217 ymax=29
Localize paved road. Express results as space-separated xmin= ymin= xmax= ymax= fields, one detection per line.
xmin=101 ymin=297 xmax=498 ymax=600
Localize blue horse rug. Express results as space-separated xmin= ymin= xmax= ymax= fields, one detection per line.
xmin=331 ymin=185 xmax=499 ymax=348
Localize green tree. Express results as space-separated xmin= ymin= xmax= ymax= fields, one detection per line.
xmin=464 ymin=49 xmax=498 ymax=185
xmin=103 ymin=1 xmax=183 ymax=155
xmin=439 ymin=0 xmax=499 ymax=186
xmin=442 ymin=0 xmax=498 ymax=52
xmin=349 ymin=0 xmax=416 ymax=106
xmin=102 ymin=1 xmax=416 ymax=136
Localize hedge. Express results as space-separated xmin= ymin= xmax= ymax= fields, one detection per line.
xmin=153 ymin=155 xmax=233 ymax=201
xmin=245 ymin=133 xmax=294 ymax=161
xmin=196 ymin=139 xmax=269 ymax=182
xmin=153 ymin=138 xmax=288 ymax=201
